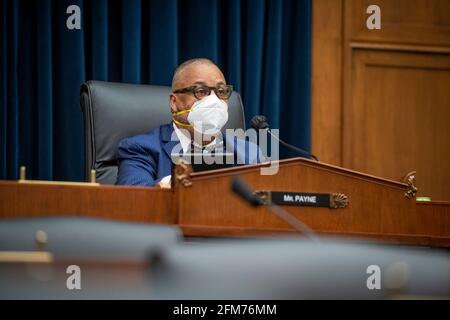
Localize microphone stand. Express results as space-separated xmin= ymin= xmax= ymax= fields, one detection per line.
xmin=267 ymin=129 xmax=319 ymax=162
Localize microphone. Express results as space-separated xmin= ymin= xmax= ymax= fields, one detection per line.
xmin=231 ymin=175 xmax=264 ymax=206
xmin=250 ymin=115 xmax=319 ymax=161
xmin=231 ymin=176 xmax=319 ymax=241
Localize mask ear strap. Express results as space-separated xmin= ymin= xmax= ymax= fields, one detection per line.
xmin=172 ymin=109 xmax=193 ymax=127
xmin=173 ymin=118 xmax=192 ymax=127
xmin=172 ymin=109 xmax=191 ymax=116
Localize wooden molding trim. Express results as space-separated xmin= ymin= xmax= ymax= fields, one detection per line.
xmin=350 ymin=41 xmax=450 ymax=54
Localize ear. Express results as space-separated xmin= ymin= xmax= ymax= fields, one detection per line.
xmin=169 ymin=94 xmax=177 ymax=113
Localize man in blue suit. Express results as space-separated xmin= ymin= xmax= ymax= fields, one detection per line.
xmin=116 ymin=58 xmax=262 ymax=187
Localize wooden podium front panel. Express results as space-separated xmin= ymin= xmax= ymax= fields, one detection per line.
xmin=176 ymin=158 xmax=419 ymax=238
xmin=0 ymin=181 xmax=175 ymax=224
xmin=1 ymin=158 xmax=448 ymax=246
xmin=416 ymin=201 xmax=450 ymax=236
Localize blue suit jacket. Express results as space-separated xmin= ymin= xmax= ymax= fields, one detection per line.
xmin=116 ymin=123 xmax=262 ymax=186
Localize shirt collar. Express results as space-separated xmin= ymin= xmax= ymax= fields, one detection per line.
xmin=172 ymin=122 xmax=223 ymax=154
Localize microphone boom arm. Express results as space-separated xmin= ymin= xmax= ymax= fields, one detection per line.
xmin=267 ymin=129 xmax=319 ymax=161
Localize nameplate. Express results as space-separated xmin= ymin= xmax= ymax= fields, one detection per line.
xmin=271 ymin=192 xmax=329 ymax=207
xmin=254 ymin=191 xmax=349 ymax=209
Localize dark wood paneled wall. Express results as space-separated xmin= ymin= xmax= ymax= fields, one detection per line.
xmin=312 ymin=0 xmax=450 ymax=200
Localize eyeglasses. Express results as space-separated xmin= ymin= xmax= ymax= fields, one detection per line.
xmin=173 ymin=84 xmax=233 ymax=100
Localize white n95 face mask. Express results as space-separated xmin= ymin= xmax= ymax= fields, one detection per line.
xmin=172 ymin=93 xmax=229 ymax=136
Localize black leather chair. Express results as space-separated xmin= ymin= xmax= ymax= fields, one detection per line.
xmin=0 ymin=216 xmax=182 ymax=260
xmin=80 ymin=81 xmax=246 ymax=184
xmin=149 ymin=238 xmax=450 ymax=299
xmin=0 ymin=216 xmax=183 ymax=299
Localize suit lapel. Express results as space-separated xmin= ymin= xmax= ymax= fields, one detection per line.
xmin=161 ymin=123 xmax=182 ymax=160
